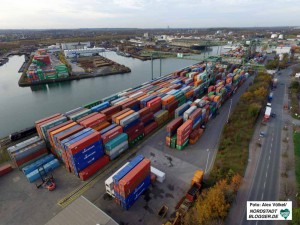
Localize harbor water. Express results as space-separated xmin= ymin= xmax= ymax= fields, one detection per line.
xmin=0 ymin=47 xmax=226 ymax=137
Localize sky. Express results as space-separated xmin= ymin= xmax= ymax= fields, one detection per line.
xmin=0 ymin=0 xmax=299 ymax=29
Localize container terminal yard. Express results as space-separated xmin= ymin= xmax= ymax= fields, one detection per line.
xmin=0 ymin=45 xmax=256 ymax=225
xmin=18 ymin=47 xmax=131 ymax=87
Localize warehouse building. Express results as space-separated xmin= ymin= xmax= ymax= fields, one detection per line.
xmin=64 ymin=47 xmax=106 ymax=58
xmin=45 ymin=196 xmax=118 ymax=225
xmin=61 ymin=42 xmax=91 ymax=50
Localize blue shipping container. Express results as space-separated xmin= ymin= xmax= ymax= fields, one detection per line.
xmin=99 ymin=123 xmax=118 ymax=135
xmin=22 ymin=154 xmax=55 ymax=175
xmin=118 ymin=175 xmax=151 ymax=203
xmin=113 ymin=154 xmax=144 ymax=184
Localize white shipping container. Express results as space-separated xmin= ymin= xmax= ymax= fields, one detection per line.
xmin=151 ymin=166 xmax=166 ymax=183
xmin=105 ymin=162 xmax=129 ymax=197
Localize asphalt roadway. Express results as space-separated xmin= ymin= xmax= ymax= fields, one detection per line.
xmin=238 ymin=69 xmax=290 ymax=225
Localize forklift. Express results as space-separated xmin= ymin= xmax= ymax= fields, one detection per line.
xmin=36 ymin=166 xmax=56 ymax=191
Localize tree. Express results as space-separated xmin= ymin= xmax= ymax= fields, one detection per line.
xmin=281 ymin=180 xmax=296 ymax=200
xmin=290 ymin=208 xmax=300 ymax=225
xmin=184 ymin=175 xmax=243 ymax=225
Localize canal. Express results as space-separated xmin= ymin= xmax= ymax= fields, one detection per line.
xmin=0 ymin=47 xmax=226 ymax=137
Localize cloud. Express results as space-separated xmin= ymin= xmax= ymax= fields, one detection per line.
xmin=0 ymin=0 xmax=299 ymax=28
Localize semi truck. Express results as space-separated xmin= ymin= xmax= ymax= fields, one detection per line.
xmin=263 ymin=103 xmax=272 ymax=123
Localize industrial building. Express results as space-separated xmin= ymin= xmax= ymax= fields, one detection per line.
xmin=64 ymin=47 xmax=105 ymax=58
xmin=61 ymin=42 xmax=91 ymax=50
xmin=45 ymin=196 xmax=118 ymax=225
xmin=275 ymin=46 xmax=291 ymax=55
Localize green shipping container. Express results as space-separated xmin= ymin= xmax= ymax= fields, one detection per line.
xmin=69 ymin=109 xmax=92 ymax=121
xmin=176 ymin=139 xmax=189 ymax=150
xmin=105 ymin=133 xmax=128 ymax=151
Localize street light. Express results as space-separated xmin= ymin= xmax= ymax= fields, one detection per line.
xmin=227 ymin=99 xmax=233 ymax=123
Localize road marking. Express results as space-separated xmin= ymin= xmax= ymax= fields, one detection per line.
xmin=266 ymin=172 xmax=268 ymax=178
xmin=261 ymin=192 xmax=264 ymax=200
xmin=267 ymin=163 xmax=269 ymax=170
xmin=269 ymin=155 xmax=270 ymax=161
xmin=255 ymin=221 xmax=259 ymax=225
xmin=205 ymin=150 xmax=210 ymax=173
xmin=264 ymin=181 xmax=266 ymax=188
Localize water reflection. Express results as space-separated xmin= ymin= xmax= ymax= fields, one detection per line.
xmin=30 ymin=84 xmax=48 ymax=92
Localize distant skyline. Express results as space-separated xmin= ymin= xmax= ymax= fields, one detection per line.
xmin=1 ymin=0 xmax=299 ymax=29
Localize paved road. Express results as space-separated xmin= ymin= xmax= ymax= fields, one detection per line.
xmin=239 ymin=69 xmax=290 ymax=225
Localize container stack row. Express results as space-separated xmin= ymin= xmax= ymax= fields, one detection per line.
xmin=165 ymin=64 xmax=248 ymax=150
xmin=7 ymin=136 xmax=48 ymax=169
xmin=7 ymin=136 xmax=60 ymax=182
xmin=22 ymin=60 xmax=248 ymax=180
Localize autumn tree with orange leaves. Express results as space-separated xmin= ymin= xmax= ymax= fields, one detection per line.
xmin=184 ymin=174 xmax=242 ymax=225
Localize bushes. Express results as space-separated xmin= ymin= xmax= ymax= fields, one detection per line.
xmin=210 ymin=72 xmax=270 ymax=183
xmin=290 ymin=80 xmax=300 ymax=119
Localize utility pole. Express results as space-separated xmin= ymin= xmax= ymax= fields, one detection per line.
xmin=151 ymin=54 xmax=153 ymax=80
xmin=159 ymin=57 xmax=162 ymax=77
xmin=227 ymin=99 xmax=233 ymax=123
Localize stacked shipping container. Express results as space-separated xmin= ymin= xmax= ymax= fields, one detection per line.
xmin=17 ymin=60 xmax=248 ymax=182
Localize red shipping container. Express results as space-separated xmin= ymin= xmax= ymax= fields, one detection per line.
xmin=35 ymin=114 xmax=62 ymax=137
xmin=80 ymin=113 xmax=106 ymax=128
xmin=111 ymin=108 xmax=131 ymax=122
xmin=102 ymin=126 xmax=123 ymax=144
xmin=140 ymin=112 xmax=154 ymax=124
xmin=77 ymin=112 xmax=99 ymax=123
xmin=67 ymin=132 xmax=101 ymax=155
xmin=127 ymin=123 xmax=144 ymax=142
xmin=118 ymin=159 xmax=151 ymax=198
xmin=79 ymin=155 xmax=110 ymax=181
xmin=116 ymin=98 xmax=134 ymax=106
xmin=0 ymin=164 xmax=13 ymax=176
xmin=177 ymin=120 xmax=192 ymax=135
xmin=189 ymin=108 xmax=202 ymax=120
xmin=168 ymin=111 xmax=175 ymax=119
xmin=35 ymin=113 xmax=61 ymax=125
xmin=166 ymin=100 xmax=178 ymax=112
xmin=166 ymin=117 xmax=183 ymax=133
xmin=144 ymin=121 xmax=158 ymax=136
xmin=138 ymin=107 xmax=151 ymax=117
xmin=147 ymin=97 xmax=161 ymax=107
xmin=15 ymin=148 xmax=48 ymax=167
xmin=150 ymin=102 xmax=162 ymax=113
xmin=100 ymin=105 xmax=122 ymax=117
xmin=122 ymin=99 xmax=140 ymax=109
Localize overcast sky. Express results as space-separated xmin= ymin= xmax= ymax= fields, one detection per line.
xmin=0 ymin=0 xmax=299 ymax=29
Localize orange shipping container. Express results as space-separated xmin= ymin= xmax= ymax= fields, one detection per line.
xmin=161 ymin=88 xmax=172 ymax=93
xmin=92 ymin=121 xmax=110 ymax=131
xmin=137 ymin=94 xmax=150 ymax=101
xmin=115 ymin=110 xmax=135 ymax=124
xmin=213 ymin=96 xmax=220 ymax=102
xmin=162 ymin=95 xmax=175 ymax=105
xmin=49 ymin=122 xmax=77 ymax=147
